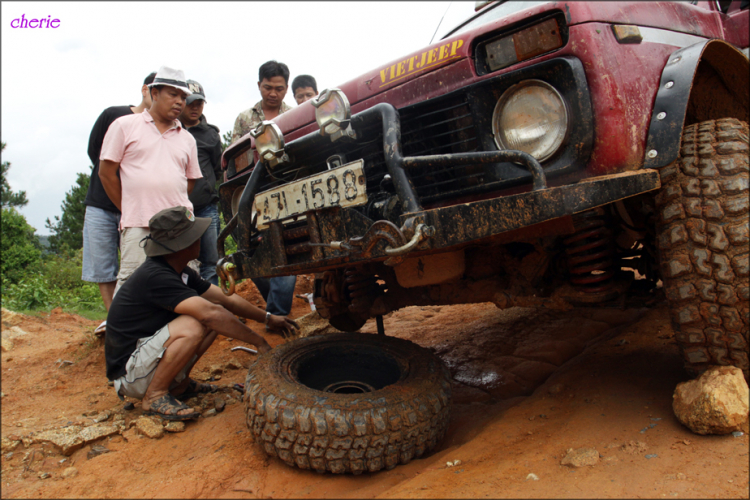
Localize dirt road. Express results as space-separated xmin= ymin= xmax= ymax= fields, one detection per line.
xmin=1 ymin=277 xmax=748 ymax=498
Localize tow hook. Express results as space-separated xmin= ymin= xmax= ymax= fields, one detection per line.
xmin=217 ymin=260 xmax=237 ymax=296
xmin=385 ymin=223 xmax=434 ymax=256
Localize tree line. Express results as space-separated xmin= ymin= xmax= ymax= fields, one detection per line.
xmin=1 ymin=135 xmax=236 ymax=315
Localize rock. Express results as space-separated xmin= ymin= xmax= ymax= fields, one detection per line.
xmin=203 ymin=409 xmax=217 ymax=418
xmin=164 ymin=421 xmax=185 ymax=433
xmin=185 ymin=397 xmax=200 ymax=408
xmin=27 ymin=423 xmax=121 ymax=456
xmin=164 ymin=421 xmax=185 ymax=432
xmin=1 ymin=337 xmax=13 ymax=352
xmin=93 ymin=411 xmax=111 ymax=423
xmin=1 ymin=307 xmax=24 ymax=327
xmin=209 ymin=364 xmax=224 ymax=375
xmin=620 ymin=440 xmax=647 ymax=455
xmin=87 ymin=445 xmax=110 ymax=460
xmin=224 ymin=358 xmax=243 ymax=370
xmin=121 ymin=428 xmax=140 ymax=442
xmin=61 ymin=467 xmax=78 ymax=479
xmin=78 ymin=423 xmax=121 ymax=443
xmin=561 ymin=447 xmax=599 ymax=467
xmin=225 ymin=397 xmax=238 ymax=406
xmin=4 ymin=325 xmax=29 ymax=339
xmin=645 ymin=453 xmax=658 ymax=459
xmin=28 ymin=426 xmax=84 ymax=456
xmin=135 ymin=417 xmax=164 ymax=439
xmin=214 ymin=397 xmax=226 ymax=413
xmin=296 ymin=310 xmax=343 ymax=338
xmin=1 ymin=436 xmax=20 ymax=453
xmin=672 ymin=366 xmax=749 ymax=435
xmin=526 ymin=473 xmax=539 ymax=481
xmin=38 ymin=472 xmax=51 ymax=479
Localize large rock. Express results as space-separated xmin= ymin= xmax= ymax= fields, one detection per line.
xmin=135 ymin=417 xmax=164 ymax=439
xmin=1 ymin=308 xmax=24 ymax=327
xmin=561 ymin=447 xmax=600 ymax=467
xmin=27 ymin=426 xmax=84 ymax=456
xmin=1 ymin=436 xmax=20 ymax=453
xmin=673 ymin=366 xmax=749 ymax=435
xmin=1 ymin=337 xmax=13 ymax=352
xmin=25 ymin=423 xmax=122 ymax=456
xmin=296 ymin=311 xmax=342 ymax=338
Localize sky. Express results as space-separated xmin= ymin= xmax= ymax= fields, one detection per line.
xmin=1 ymin=1 xmax=479 ymax=235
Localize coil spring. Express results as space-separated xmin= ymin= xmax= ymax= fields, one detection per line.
xmin=563 ymin=211 xmax=616 ymax=293
xmin=344 ymin=268 xmax=380 ymax=314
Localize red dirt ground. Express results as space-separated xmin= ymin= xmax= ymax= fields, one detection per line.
xmin=1 ymin=275 xmax=748 ymax=498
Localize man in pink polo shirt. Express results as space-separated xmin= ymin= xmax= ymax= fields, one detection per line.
xmin=99 ymin=66 xmax=202 ymax=292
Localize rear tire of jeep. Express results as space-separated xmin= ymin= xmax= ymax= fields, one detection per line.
xmin=655 ymin=118 xmax=749 ymax=379
xmin=243 ymin=333 xmax=452 ymax=474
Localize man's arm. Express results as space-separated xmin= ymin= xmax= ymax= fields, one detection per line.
xmin=99 ymin=160 xmax=122 ymax=211
xmin=201 ymin=284 xmax=299 ymax=336
xmin=174 ymin=295 xmax=272 ymax=353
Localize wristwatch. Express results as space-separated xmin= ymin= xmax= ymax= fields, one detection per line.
xmin=265 ymin=312 xmax=271 ymax=325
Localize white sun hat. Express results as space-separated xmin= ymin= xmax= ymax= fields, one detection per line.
xmin=148 ymin=66 xmax=192 ymax=95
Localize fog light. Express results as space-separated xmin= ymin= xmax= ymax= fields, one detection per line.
xmin=311 ymin=88 xmax=356 ymax=141
xmin=250 ymin=121 xmax=286 ymax=167
xmin=492 ymin=80 xmax=568 ymax=162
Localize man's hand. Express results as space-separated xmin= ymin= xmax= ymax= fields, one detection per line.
xmin=267 ymin=315 xmax=300 ymax=338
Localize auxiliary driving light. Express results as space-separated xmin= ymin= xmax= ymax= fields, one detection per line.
xmin=492 ymin=80 xmax=568 ymax=162
xmin=311 ymin=88 xmax=355 ymax=141
xmin=250 ymin=121 xmax=286 ymax=167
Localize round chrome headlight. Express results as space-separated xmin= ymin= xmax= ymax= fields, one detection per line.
xmin=250 ymin=121 xmax=285 ymax=162
xmin=312 ymin=88 xmax=351 ymax=136
xmin=492 ymin=80 xmax=568 ymax=162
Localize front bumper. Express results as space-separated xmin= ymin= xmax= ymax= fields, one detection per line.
xmin=218 ymin=103 xmax=660 ymax=282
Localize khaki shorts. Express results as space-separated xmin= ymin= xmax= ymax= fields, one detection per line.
xmin=114 ymin=227 xmax=150 ymax=294
xmin=113 ymin=324 xmax=195 ymax=400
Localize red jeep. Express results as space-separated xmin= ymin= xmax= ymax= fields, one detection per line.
xmin=218 ymin=1 xmax=749 ymax=474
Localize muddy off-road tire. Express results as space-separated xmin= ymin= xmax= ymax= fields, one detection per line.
xmin=243 ymin=333 xmax=452 ymax=474
xmin=655 ymin=118 xmax=749 ymax=379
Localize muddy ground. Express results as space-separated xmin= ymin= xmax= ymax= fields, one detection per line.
xmin=1 ymin=275 xmax=748 ymax=498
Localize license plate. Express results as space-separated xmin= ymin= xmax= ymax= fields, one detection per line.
xmin=254 ymin=160 xmax=367 ymax=229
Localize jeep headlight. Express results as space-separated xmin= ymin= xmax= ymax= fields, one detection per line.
xmin=312 ymin=88 xmax=355 ymax=141
xmin=250 ymin=121 xmax=285 ymax=163
xmin=492 ymin=80 xmax=568 ymax=162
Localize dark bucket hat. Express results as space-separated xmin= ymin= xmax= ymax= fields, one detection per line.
xmin=141 ymin=206 xmax=211 ymax=257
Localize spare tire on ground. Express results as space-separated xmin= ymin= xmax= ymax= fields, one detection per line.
xmin=244 ymin=333 xmax=452 ymax=474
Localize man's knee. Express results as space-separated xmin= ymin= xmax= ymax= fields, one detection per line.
xmin=168 ymin=315 xmax=208 ymax=343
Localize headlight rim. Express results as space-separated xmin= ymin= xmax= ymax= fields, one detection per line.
xmin=250 ymin=120 xmax=286 ymax=161
xmin=491 ymin=79 xmax=569 ymax=163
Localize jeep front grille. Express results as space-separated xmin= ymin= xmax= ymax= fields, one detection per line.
xmin=257 ymin=92 xmax=482 ymax=204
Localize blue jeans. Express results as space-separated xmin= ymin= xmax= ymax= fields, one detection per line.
xmin=251 ymin=276 xmax=297 ymax=316
xmin=194 ymin=204 xmax=220 ymax=286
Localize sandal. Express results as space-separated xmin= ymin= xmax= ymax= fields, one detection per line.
xmin=145 ymin=393 xmax=200 ymax=421
xmin=178 ymin=379 xmax=218 ymax=400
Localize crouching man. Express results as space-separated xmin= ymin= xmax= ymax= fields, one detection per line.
xmin=105 ymin=206 xmax=298 ymax=420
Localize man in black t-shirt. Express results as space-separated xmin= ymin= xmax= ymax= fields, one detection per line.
xmin=82 ymin=71 xmax=156 ymax=336
xmin=106 ymin=206 xmax=299 ymax=421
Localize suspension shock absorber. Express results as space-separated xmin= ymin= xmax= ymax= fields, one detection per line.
xmin=343 ymin=267 xmax=381 ymax=316
xmin=563 ymin=209 xmax=617 ymax=294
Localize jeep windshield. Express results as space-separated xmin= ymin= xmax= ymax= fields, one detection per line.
xmin=434 ymin=1 xmax=550 ymax=42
